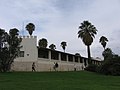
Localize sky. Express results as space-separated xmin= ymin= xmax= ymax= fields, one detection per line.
xmin=0 ymin=0 xmax=120 ymax=59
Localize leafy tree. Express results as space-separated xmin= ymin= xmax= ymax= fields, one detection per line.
xmin=78 ymin=21 xmax=97 ymax=64
xmin=0 ymin=29 xmax=9 ymax=72
xmin=85 ymin=64 xmax=98 ymax=72
xmin=61 ymin=41 xmax=67 ymax=52
xmin=96 ymin=47 xmax=120 ymax=75
xmin=102 ymin=48 xmax=113 ymax=60
xmin=0 ymin=28 xmax=22 ymax=72
xmin=0 ymin=29 xmax=6 ymax=50
xmin=99 ymin=54 xmax=120 ymax=75
xmin=49 ymin=44 xmax=56 ymax=50
xmin=99 ymin=36 xmax=108 ymax=50
xmin=26 ymin=23 xmax=35 ymax=36
xmin=38 ymin=38 xmax=48 ymax=48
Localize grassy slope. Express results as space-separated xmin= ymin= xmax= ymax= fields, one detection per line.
xmin=0 ymin=71 xmax=120 ymax=90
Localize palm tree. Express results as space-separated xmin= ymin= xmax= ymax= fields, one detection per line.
xmin=78 ymin=21 xmax=97 ymax=64
xmin=38 ymin=38 xmax=48 ymax=48
xmin=26 ymin=23 xmax=35 ymax=36
xmin=99 ymin=36 xmax=108 ymax=50
xmin=49 ymin=44 xmax=56 ymax=50
xmin=61 ymin=41 xmax=67 ymax=52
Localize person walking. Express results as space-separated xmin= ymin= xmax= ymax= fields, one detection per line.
xmin=53 ymin=62 xmax=59 ymax=71
xmin=32 ymin=62 xmax=36 ymax=72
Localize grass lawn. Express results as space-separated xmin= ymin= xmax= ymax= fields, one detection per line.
xmin=0 ymin=71 xmax=120 ymax=90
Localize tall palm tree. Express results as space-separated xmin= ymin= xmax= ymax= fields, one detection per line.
xmin=61 ymin=41 xmax=67 ymax=52
xmin=99 ymin=36 xmax=108 ymax=50
xmin=49 ymin=44 xmax=56 ymax=50
xmin=26 ymin=23 xmax=35 ymax=36
xmin=38 ymin=38 xmax=48 ymax=48
xmin=78 ymin=21 xmax=97 ymax=64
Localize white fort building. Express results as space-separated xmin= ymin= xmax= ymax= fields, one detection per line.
xmin=12 ymin=36 xmax=100 ymax=71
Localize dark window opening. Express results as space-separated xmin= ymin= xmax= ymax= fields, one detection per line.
xmin=38 ymin=48 xmax=49 ymax=59
xmin=80 ymin=57 xmax=83 ymax=63
xmin=61 ymin=53 xmax=67 ymax=61
xmin=51 ymin=50 xmax=59 ymax=60
xmin=75 ymin=56 xmax=79 ymax=62
xmin=68 ymin=55 xmax=73 ymax=62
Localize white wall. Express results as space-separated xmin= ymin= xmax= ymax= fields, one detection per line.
xmin=15 ymin=36 xmax=38 ymax=62
xmin=12 ymin=36 xmax=85 ymax=71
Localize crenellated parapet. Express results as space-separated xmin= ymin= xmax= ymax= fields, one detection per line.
xmin=19 ymin=36 xmax=37 ymax=39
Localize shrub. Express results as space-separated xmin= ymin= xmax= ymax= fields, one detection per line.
xmin=85 ymin=64 xmax=98 ymax=72
xmin=98 ymin=56 xmax=120 ymax=76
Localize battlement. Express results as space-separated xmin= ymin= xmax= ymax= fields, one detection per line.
xmin=19 ymin=36 xmax=37 ymax=39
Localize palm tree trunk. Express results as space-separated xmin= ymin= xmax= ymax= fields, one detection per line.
xmin=104 ymin=47 xmax=105 ymax=51
xmin=87 ymin=45 xmax=91 ymax=64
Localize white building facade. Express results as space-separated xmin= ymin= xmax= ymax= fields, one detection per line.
xmin=12 ymin=36 xmax=88 ymax=71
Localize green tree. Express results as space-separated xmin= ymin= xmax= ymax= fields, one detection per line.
xmin=78 ymin=21 xmax=97 ymax=64
xmin=99 ymin=52 xmax=120 ymax=75
xmin=99 ymin=36 xmax=108 ymax=50
xmin=0 ymin=29 xmax=9 ymax=72
xmin=102 ymin=48 xmax=113 ymax=60
xmin=0 ymin=28 xmax=22 ymax=72
xmin=38 ymin=38 xmax=48 ymax=48
xmin=49 ymin=44 xmax=56 ymax=50
xmin=0 ymin=29 xmax=5 ymax=51
xmin=61 ymin=41 xmax=67 ymax=52
xmin=26 ymin=23 xmax=35 ymax=36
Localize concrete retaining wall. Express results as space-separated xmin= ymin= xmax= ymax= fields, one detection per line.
xmin=11 ymin=59 xmax=84 ymax=71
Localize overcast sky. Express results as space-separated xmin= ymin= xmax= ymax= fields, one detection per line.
xmin=0 ymin=0 xmax=120 ymax=58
